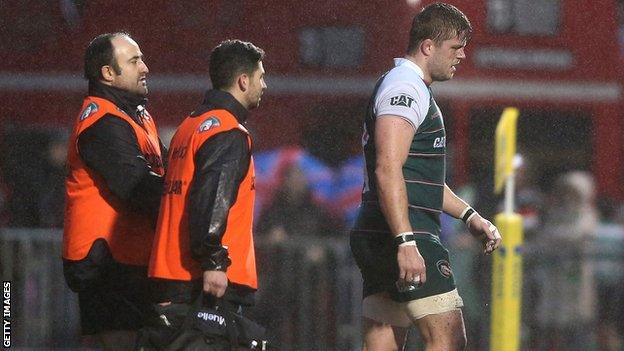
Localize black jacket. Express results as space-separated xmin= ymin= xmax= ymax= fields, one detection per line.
xmin=63 ymin=82 xmax=167 ymax=292
xmin=153 ymin=90 xmax=255 ymax=306
xmin=78 ymin=82 xmax=167 ymax=224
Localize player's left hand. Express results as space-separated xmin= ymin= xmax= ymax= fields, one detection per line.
xmin=467 ymin=214 xmax=502 ymax=254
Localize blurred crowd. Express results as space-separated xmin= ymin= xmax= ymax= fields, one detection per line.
xmin=0 ymin=128 xmax=68 ymax=228
xmin=1 ymin=127 xmax=624 ymax=350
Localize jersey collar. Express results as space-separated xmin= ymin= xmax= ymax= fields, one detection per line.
xmin=393 ymin=58 xmax=425 ymax=81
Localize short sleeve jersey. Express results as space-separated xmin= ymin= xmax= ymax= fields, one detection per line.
xmin=374 ymin=58 xmax=430 ymax=131
xmin=358 ymin=58 xmax=447 ymax=235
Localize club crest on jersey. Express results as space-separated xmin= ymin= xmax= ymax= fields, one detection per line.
xmin=198 ymin=117 xmax=221 ymax=133
xmin=390 ymin=94 xmax=415 ymax=108
xmin=79 ymin=102 xmax=98 ymax=121
xmin=436 ymin=260 xmax=453 ymax=278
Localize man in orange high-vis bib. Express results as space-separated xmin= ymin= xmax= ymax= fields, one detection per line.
xmin=145 ymin=40 xmax=266 ymax=348
xmin=63 ymin=32 xmax=166 ymax=351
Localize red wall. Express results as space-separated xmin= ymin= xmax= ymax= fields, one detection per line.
xmin=420 ymin=0 xmax=622 ymax=81
xmin=1 ymin=0 xmax=413 ymax=75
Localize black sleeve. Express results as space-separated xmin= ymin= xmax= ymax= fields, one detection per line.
xmin=159 ymin=139 xmax=169 ymax=169
xmin=77 ymin=115 xmax=164 ymax=224
xmin=188 ymin=130 xmax=250 ymax=272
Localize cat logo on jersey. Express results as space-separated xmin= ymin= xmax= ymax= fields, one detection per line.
xmin=389 ymin=94 xmax=415 ymax=108
xmin=79 ymin=102 xmax=99 ymax=121
xmin=198 ymin=117 xmax=221 ymax=133
xmin=433 ymin=136 xmax=446 ymax=148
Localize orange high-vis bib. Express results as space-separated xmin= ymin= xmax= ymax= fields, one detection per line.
xmin=149 ymin=109 xmax=257 ymax=289
xmin=63 ymin=96 xmax=164 ymax=265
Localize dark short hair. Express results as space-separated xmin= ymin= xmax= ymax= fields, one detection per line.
xmin=209 ymin=40 xmax=265 ymax=90
xmin=84 ymin=32 xmax=131 ymax=82
xmin=407 ymin=3 xmax=472 ymax=53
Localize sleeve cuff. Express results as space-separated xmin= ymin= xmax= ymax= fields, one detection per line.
xmin=198 ymin=247 xmax=231 ymax=272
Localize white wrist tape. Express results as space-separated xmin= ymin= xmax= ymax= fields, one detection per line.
xmin=459 ymin=206 xmax=472 ymax=219
xmin=395 ymin=231 xmax=417 ymax=247
xmin=460 ymin=207 xmax=478 ymax=225
xmin=395 ymin=231 xmax=413 ymax=238
xmin=490 ymin=223 xmax=501 ymax=239
xmin=465 ymin=211 xmax=478 ymax=224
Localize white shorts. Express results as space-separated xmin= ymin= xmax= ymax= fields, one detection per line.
xmin=362 ymin=288 xmax=464 ymax=327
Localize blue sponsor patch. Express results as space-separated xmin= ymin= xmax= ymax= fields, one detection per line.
xmin=198 ymin=117 xmax=221 ymax=133
xmin=80 ymin=102 xmax=99 ymax=121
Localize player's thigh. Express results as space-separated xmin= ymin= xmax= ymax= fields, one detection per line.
xmin=362 ymin=316 xmax=408 ymax=351
xmin=363 ymin=293 xmax=412 ymax=328
xmin=361 ymin=293 xmax=411 ymax=350
xmin=414 ymin=309 xmax=466 ymax=350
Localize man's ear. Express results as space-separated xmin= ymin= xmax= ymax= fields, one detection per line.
xmin=100 ymin=65 xmax=115 ymax=82
xmin=237 ymin=73 xmax=249 ymax=92
xmin=421 ymin=39 xmax=434 ymax=57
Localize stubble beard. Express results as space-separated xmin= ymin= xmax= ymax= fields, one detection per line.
xmin=249 ymin=92 xmax=262 ymax=110
xmin=430 ymin=71 xmax=452 ymax=82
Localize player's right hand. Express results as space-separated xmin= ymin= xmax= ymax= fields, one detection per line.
xmin=203 ymin=270 xmax=228 ymax=298
xmin=397 ymin=245 xmax=426 ymax=285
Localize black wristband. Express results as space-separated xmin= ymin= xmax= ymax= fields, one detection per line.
xmin=393 ymin=233 xmax=416 ymax=246
xmin=461 ymin=208 xmax=475 ymax=223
